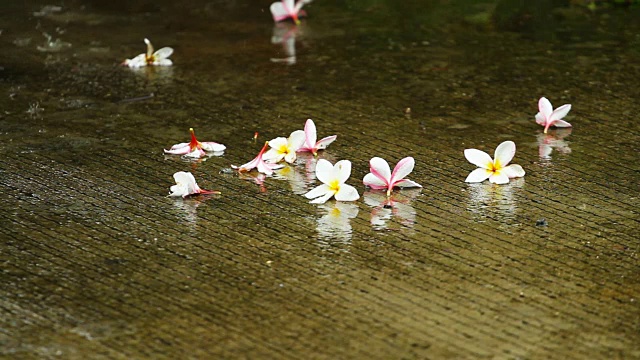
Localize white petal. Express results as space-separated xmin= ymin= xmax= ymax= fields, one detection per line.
xmin=393 ymin=179 xmax=422 ymax=188
xmin=538 ymin=97 xmax=553 ymax=119
xmin=310 ymin=191 xmax=335 ymax=204
xmin=184 ymin=149 xmax=205 ymax=158
xmin=464 ymin=149 xmax=492 ymax=169
xmin=124 ymin=54 xmax=147 ymax=68
xmin=169 ymin=142 xmax=189 ymax=150
xmin=363 ymin=173 xmax=388 ymax=189
xmin=200 ymin=142 xmax=226 ymax=152
xmin=335 ymin=184 xmax=359 ymax=202
xmin=270 ymin=2 xmax=289 ymax=21
xmin=173 ymin=172 xmax=198 ymax=195
xmin=465 ymin=168 xmax=492 ymax=183
xmin=164 ymin=145 xmax=190 ymax=155
xmin=315 ymin=159 xmax=334 ymax=185
xmin=262 ymin=148 xmax=284 ymax=163
xmin=153 ymin=47 xmax=173 ymax=60
xmin=550 ymin=104 xmax=571 ymax=121
xmin=535 ymin=112 xmax=546 ymax=126
xmin=305 ymin=183 xmax=332 ymax=200
xmin=390 ymin=157 xmax=415 ymax=184
xmin=503 ymin=164 xmax=525 ymax=178
xmin=334 ymin=160 xmax=352 ymax=184
xmin=153 ymin=59 xmax=173 ymax=66
xmin=268 ymin=137 xmax=288 ymax=149
xmin=284 ymin=150 xmax=297 ymax=164
xmin=494 ymin=141 xmax=516 ymax=167
xmin=288 ymin=130 xmax=306 ymax=152
xmin=489 ymin=172 xmax=510 ymax=185
xmin=368 ymin=157 xmax=391 ymax=183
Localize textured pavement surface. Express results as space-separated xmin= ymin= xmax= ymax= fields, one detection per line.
xmin=1 ymin=1 xmax=639 ymax=359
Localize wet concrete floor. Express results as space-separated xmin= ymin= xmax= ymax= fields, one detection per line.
xmin=1 ymin=0 xmax=639 ymax=358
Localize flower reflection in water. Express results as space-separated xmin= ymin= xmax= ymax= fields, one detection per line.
xmin=363 ymin=189 xmax=420 ymax=231
xmin=238 ymin=172 xmax=267 ymax=193
xmin=171 ymin=198 xmax=203 ymax=227
xmin=274 ymin=153 xmax=333 ymax=194
xmin=271 ymin=23 xmax=300 ymax=65
xmin=315 ymin=202 xmax=359 ymax=244
xmin=538 ymin=128 xmax=572 ymax=159
xmin=466 ymin=178 xmax=525 ymax=223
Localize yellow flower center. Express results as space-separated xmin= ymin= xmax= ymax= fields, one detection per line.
xmin=278 ymin=144 xmax=289 ymax=154
xmin=489 ymin=160 xmax=502 ymax=173
xmin=328 ymin=179 xmax=341 ymax=192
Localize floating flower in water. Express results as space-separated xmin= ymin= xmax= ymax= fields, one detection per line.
xmin=164 ymin=128 xmax=226 ymax=158
xmin=232 ymin=141 xmax=284 ymax=175
xmin=263 ymin=130 xmax=305 ymax=164
xmin=535 ymin=97 xmax=572 ymax=134
xmin=464 ymin=141 xmax=525 ymax=184
xmin=168 ymin=171 xmax=219 ymax=198
xmin=123 ymin=38 xmax=173 ymax=68
xmin=298 ymin=119 xmax=337 ymax=156
xmin=304 ymin=159 xmax=359 ymax=204
xmin=363 ymin=157 xmax=422 ymax=196
xmin=270 ymin=0 xmax=311 ymax=25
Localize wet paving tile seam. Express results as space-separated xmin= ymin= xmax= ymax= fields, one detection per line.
xmin=0 ymin=155 xmax=560 ymax=358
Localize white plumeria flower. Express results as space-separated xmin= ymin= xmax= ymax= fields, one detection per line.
xmin=535 ymin=97 xmax=572 ymax=134
xmin=304 ymin=159 xmax=360 ymax=204
xmin=263 ymin=130 xmax=305 ymax=164
xmin=168 ymin=171 xmax=219 ymax=198
xmin=232 ymin=141 xmax=284 ymax=175
xmin=270 ymin=0 xmax=312 ymax=25
xmin=123 ymin=38 xmax=173 ymax=68
xmin=464 ymin=141 xmax=525 ymax=185
xmin=164 ymin=128 xmax=226 ymax=158
xmin=297 ymin=119 xmax=337 ymax=155
xmin=363 ymin=157 xmax=422 ymax=196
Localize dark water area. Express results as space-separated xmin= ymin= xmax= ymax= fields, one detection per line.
xmin=1 ymin=1 xmax=639 ymax=358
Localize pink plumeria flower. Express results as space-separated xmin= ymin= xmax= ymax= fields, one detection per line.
xmin=263 ymin=130 xmax=305 ymax=164
xmin=123 ymin=38 xmax=173 ymax=68
xmin=464 ymin=141 xmax=525 ymax=185
xmin=270 ymin=0 xmax=311 ymax=25
xmin=535 ymin=97 xmax=572 ymax=134
xmin=297 ymin=119 xmax=337 ymax=156
xmin=164 ymin=128 xmax=226 ymax=158
xmin=304 ymin=159 xmax=359 ymax=204
xmin=363 ymin=157 xmax=422 ymax=196
xmin=232 ymin=141 xmax=285 ymax=175
xmin=168 ymin=171 xmax=219 ymax=198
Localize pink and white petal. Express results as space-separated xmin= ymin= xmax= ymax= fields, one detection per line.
xmin=270 ymin=2 xmax=290 ymax=21
xmin=314 ymin=159 xmax=334 ymax=185
xmin=489 ymin=171 xmax=510 ymax=185
xmin=493 ymin=141 xmax=516 ymax=167
xmin=390 ymin=157 xmax=415 ymax=184
xmin=503 ymin=164 xmax=525 ymax=178
xmin=262 ymin=148 xmax=284 ymax=163
xmin=369 ymin=157 xmax=392 ymax=183
xmin=538 ymin=97 xmax=553 ymax=119
xmin=257 ymin=160 xmax=278 ymax=175
xmin=551 ymin=119 xmax=572 ymax=128
xmin=335 ymin=184 xmax=359 ymax=202
xmin=201 ymin=142 xmax=226 ymax=152
xmin=164 ymin=146 xmax=191 ymax=155
xmin=334 ymin=160 xmax=352 ymax=184
xmin=283 ymin=0 xmax=296 ymax=12
xmin=169 ymin=142 xmax=189 ymax=150
xmin=316 ymin=135 xmax=337 ymax=150
xmin=297 ymin=145 xmax=314 ymax=153
xmin=303 ymin=119 xmax=317 ymax=149
xmin=535 ymin=112 xmax=547 ymax=126
xmin=393 ymin=179 xmax=422 ymax=188
xmin=294 ymin=0 xmax=307 ymax=13
xmin=288 ymin=130 xmax=306 ymax=152
xmin=465 ymin=168 xmax=492 ymax=183
xmin=184 ymin=149 xmax=206 ymax=158
xmin=550 ymin=104 xmax=571 ymax=121
xmin=153 ymin=47 xmax=173 ymax=60
xmin=464 ymin=149 xmax=493 ymax=169
xmin=153 ymin=59 xmax=172 ymax=66
xmin=305 ymin=184 xmax=331 ymax=200
xmin=363 ymin=173 xmax=388 ymax=189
